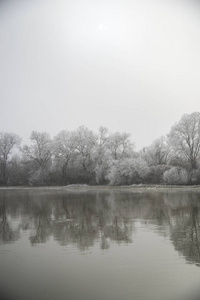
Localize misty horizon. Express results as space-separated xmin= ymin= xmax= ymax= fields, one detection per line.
xmin=1 ymin=0 xmax=200 ymax=150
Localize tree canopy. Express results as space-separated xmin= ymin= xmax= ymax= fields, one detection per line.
xmin=1 ymin=112 xmax=200 ymax=186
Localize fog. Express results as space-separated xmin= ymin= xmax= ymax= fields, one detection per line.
xmin=1 ymin=0 xmax=200 ymax=149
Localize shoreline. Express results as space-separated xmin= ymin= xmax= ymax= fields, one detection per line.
xmin=1 ymin=184 xmax=200 ymax=192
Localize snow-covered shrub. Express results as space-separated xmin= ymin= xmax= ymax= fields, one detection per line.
xmin=163 ymin=167 xmax=189 ymax=185
xmin=108 ymin=158 xmax=149 ymax=185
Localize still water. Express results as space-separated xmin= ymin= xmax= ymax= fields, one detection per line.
xmin=0 ymin=189 xmax=200 ymax=300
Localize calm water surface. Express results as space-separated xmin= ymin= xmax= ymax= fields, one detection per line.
xmin=0 ymin=189 xmax=200 ymax=300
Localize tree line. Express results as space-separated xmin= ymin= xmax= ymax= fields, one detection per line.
xmin=1 ymin=112 xmax=200 ymax=186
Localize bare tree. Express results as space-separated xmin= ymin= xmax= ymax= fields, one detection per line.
xmin=168 ymin=112 xmax=200 ymax=170
xmin=22 ymin=131 xmax=52 ymax=185
xmin=72 ymin=126 xmax=97 ymax=182
xmin=92 ymin=127 xmax=110 ymax=184
xmin=106 ymin=132 xmax=134 ymax=160
xmin=53 ymin=130 xmax=76 ymax=182
xmin=0 ymin=132 xmax=21 ymax=184
xmin=142 ymin=136 xmax=171 ymax=166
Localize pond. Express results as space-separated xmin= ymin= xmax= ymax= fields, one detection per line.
xmin=0 ymin=188 xmax=200 ymax=300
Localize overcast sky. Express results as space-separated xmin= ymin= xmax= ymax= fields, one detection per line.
xmin=0 ymin=0 xmax=200 ymax=149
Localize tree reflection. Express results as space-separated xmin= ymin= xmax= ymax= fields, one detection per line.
xmin=0 ymin=197 xmax=20 ymax=244
xmin=97 ymin=192 xmax=134 ymax=249
xmin=167 ymin=193 xmax=200 ymax=266
xmin=1 ymin=189 xmax=200 ymax=267
xmin=51 ymin=193 xmax=133 ymax=251
xmin=29 ymin=197 xmax=52 ymax=245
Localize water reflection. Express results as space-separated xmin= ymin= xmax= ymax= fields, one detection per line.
xmin=0 ymin=197 xmax=20 ymax=244
xmin=0 ymin=189 xmax=200 ymax=266
xmin=165 ymin=192 xmax=200 ymax=266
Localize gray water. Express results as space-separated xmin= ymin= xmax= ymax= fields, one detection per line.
xmin=0 ymin=189 xmax=200 ymax=300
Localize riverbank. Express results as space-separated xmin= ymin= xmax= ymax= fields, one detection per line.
xmin=1 ymin=184 xmax=200 ymax=192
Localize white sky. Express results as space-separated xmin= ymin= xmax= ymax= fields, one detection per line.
xmin=0 ymin=0 xmax=200 ymax=149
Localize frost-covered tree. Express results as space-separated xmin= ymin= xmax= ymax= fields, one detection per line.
xmin=106 ymin=132 xmax=134 ymax=160
xmin=72 ymin=126 xmax=97 ymax=183
xmin=168 ymin=112 xmax=200 ymax=170
xmin=0 ymin=132 xmax=21 ymax=184
xmin=108 ymin=158 xmax=149 ymax=185
xmin=22 ymin=131 xmax=52 ymax=185
xmin=92 ymin=127 xmax=110 ymax=184
xmin=145 ymin=165 xmax=170 ymax=184
xmin=53 ymin=130 xmax=76 ymax=183
xmin=142 ymin=136 xmax=170 ymax=166
xmin=163 ymin=167 xmax=189 ymax=185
